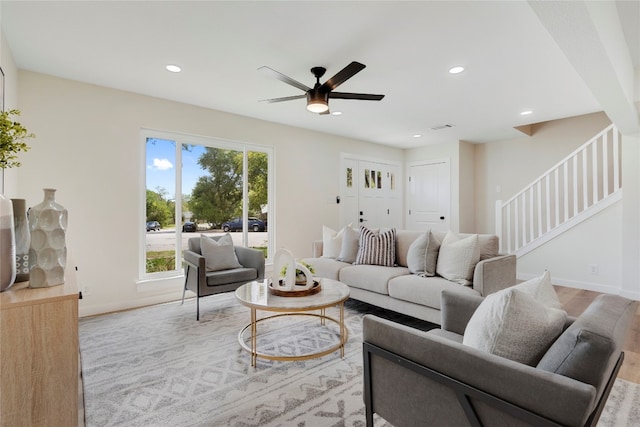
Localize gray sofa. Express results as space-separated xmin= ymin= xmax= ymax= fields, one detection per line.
xmin=303 ymin=230 xmax=516 ymax=324
xmin=363 ymin=291 xmax=638 ymax=427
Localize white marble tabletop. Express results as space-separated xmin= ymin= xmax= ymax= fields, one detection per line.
xmin=235 ymin=278 xmax=350 ymax=311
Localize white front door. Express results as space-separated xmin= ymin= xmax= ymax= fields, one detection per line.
xmin=340 ymin=156 xmax=402 ymax=230
xmin=406 ymin=160 xmax=450 ymax=231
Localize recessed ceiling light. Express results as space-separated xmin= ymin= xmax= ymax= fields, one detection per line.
xmin=331 ymin=111 xmax=343 ymax=116
xmin=413 ymin=134 xmax=422 ymax=138
xmin=166 ymin=64 xmax=182 ymax=73
xmin=448 ymin=66 xmax=465 ymax=74
xmin=520 ymin=110 xmax=533 ymax=115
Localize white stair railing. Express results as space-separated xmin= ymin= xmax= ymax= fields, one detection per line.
xmin=495 ymin=124 xmax=621 ymax=256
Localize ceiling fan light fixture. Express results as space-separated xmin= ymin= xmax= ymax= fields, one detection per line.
xmin=306 ymin=91 xmax=329 ymax=113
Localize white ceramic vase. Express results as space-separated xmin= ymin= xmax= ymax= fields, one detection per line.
xmin=0 ymin=193 xmax=16 ymax=291
xmin=11 ymin=198 xmax=30 ymax=283
xmin=29 ymin=188 xmax=68 ymax=288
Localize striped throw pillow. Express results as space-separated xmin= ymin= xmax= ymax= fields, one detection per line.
xmin=355 ymin=227 xmax=396 ymax=267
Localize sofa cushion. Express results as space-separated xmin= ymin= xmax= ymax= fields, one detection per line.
xmin=337 ymin=225 xmax=359 ymax=263
xmin=436 ymin=232 xmax=480 ymax=285
xmin=200 ymin=234 xmax=242 ymax=272
xmin=302 ymin=257 xmax=351 ymax=281
xmin=463 ymin=287 xmax=567 ymax=365
xmin=406 ymin=230 xmax=441 ymax=277
xmin=339 ymin=264 xmax=410 ymax=295
xmin=389 ymin=274 xmax=479 ymax=310
xmin=537 ymin=294 xmax=638 ymax=399
xmin=205 ymin=267 xmax=257 ymax=286
xmin=355 ymin=227 xmax=396 ymax=267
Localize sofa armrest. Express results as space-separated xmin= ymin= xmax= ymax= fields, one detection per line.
xmin=440 ymin=290 xmax=484 ymax=335
xmin=472 ymin=254 xmax=516 ymax=296
xmin=311 ymin=240 xmax=323 ymax=258
xmin=183 ymin=250 xmax=206 ymax=295
xmin=234 ymin=246 xmax=265 ymax=279
xmin=183 ymin=249 xmax=204 ymax=269
xmin=363 ymin=315 xmax=597 ymax=427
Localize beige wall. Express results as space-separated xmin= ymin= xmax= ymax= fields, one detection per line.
xmin=14 ymin=71 xmax=403 ymax=316
xmin=458 ymin=141 xmax=476 ymax=232
xmin=0 ymin=27 xmax=19 ymax=195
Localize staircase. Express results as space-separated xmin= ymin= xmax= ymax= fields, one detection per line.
xmin=495 ymin=124 xmax=621 ymax=256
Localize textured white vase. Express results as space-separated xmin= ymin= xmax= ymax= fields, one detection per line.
xmin=0 ymin=193 xmax=16 ymax=291
xmin=29 ymin=188 xmax=67 ymax=288
xmin=11 ymin=198 xmax=30 ymax=283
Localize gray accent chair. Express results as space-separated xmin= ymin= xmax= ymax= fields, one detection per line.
xmin=363 ymin=290 xmax=637 ymax=427
xmin=182 ymin=236 xmax=265 ymax=320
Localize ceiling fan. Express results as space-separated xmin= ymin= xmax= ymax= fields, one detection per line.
xmin=258 ymin=61 xmax=385 ymax=114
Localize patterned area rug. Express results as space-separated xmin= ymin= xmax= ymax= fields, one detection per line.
xmin=79 ymin=293 xmax=639 ymax=427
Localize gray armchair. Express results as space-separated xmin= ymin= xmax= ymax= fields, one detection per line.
xmin=363 ymin=290 xmax=637 ymax=427
xmin=182 ymin=236 xmax=265 ymax=320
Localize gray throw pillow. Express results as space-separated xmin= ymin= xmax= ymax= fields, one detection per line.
xmin=200 ymin=233 xmax=242 ymax=272
xmin=436 ymin=232 xmax=480 ymax=285
xmin=514 ymin=270 xmax=562 ymax=309
xmin=337 ymin=226 xmax=359 ymax=263
xmin=406 ymin=231 xmax=440 ymax=277
xmin=463 ymin=287 xmax=567 ymax=366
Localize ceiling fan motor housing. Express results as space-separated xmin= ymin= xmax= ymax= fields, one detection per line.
xmin=306 ymin=89 xmax=329 ymax=113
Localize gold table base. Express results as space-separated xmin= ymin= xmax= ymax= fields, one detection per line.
xmin=238 ymin=303 xmax=348 ymax=367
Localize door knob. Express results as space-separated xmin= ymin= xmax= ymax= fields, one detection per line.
xmin=440 ymin=216 xmax=445 ymax=220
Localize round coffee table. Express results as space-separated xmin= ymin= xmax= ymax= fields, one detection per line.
xmin=235 ymin=278 xmax=350 ymax=367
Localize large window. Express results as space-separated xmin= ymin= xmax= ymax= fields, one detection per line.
xmin=142 ymin=130 xmax=272 ymax=278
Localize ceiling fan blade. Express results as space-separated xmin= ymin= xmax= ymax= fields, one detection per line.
xmin=258 ymin=94 xmax=306 ymax=103
xmin=329 ymin=92 xmax=385 ymax=101
xmin=258 ymin=66 xmax=311 ymax=92
xmin=320 ymin=61 xmax=366 ymax=91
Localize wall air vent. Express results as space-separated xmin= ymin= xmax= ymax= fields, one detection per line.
xmin=429 ymin=124 xmax=455 ymax=131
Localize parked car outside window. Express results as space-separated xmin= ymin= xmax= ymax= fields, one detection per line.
xmin=182 ymin=222 xmax=197 ymax=232
xmin=221 ymin=217 xmax=266 ymax=232
xmin=146 ymin=221 xmax=160 ymax=231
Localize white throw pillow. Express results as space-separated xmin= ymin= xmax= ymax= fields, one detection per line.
xmin=354 ymin=227 xmax=396 ymax=267
xmin=200 ymin=234 xmax=242 ymax=272
xmin=406 ymin=231 xmax=441 ymax=277
xmin=463 ymin=288 xmax=567 ymax=366
xmin=514 ymin=270 xmax=563 ymax=309
xmin=337 ymin=226 xmax=359 ymax=263
xmin=436 ymin=232 xmax=480 ymax=285
xmin=322 ymin=225 xmax=346 ymax=258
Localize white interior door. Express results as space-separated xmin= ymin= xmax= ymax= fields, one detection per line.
xmin=407 ymin=160 xmax=450 ymax=231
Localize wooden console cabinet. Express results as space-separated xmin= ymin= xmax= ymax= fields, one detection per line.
xmin=0 ymin=263 xmax=79 ymax=426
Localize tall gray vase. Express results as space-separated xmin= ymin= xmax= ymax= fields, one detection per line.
xmin=0 ymin=193 xmax=16 ymax=291
xmin=29 ymin=188 xmax=67 ymax=288
xmin=11 ymin=198 xmax=30 ymax=283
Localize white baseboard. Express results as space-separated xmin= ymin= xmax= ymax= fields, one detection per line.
xmin=79 ymin=290 xmax=188 ymax=318
xmin=516 ymin=272 xmax=623 ymax=296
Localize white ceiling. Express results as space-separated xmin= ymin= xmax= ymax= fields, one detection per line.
xmin=1 ymin=1 xmax=636 ymax=148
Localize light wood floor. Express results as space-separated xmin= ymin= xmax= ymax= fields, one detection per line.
xmin=554 ymin=286 xmax=640 ymax=384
